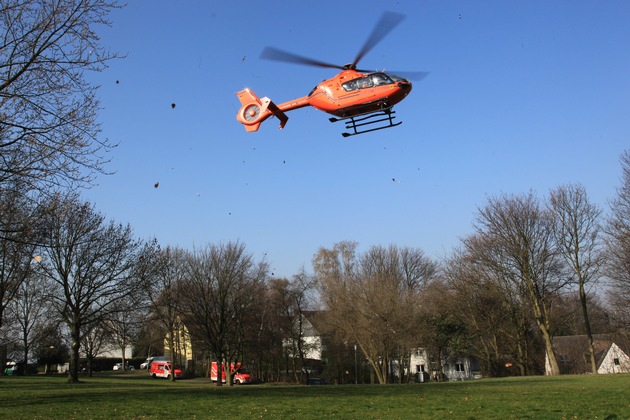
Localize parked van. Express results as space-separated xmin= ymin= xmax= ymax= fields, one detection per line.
xmin=149 ymin=360 xmax=182 ymax=379
xmin=140 ymin=357 xmax=152 ymax=369
xmin=4 ymin=361 xmax=19 ymax=375
xmin=210 ymin=362 xmax=251 ymax=384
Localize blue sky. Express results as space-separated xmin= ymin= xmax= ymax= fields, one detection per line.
xmin=84 ymin=0 xmax=630 ymax=278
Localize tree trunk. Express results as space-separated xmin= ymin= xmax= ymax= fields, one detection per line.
xmin=539 ymin=323 xmax=559 ymax=375
xmin=579 ymin=282 xmax=598 ymax=374
xmin=87 ymin=355 xmax=94 ymax=377
xmin=68 ymin=319 xmax=81 ymax=383
xmin=216 ymin=357 xmax=223 ymax=387
xmin=121 ymin=345 xmax=127 ymax=372
xmin=526 ymin=275 xmax=559 ymax=376
xmin=22 ymin=340 xmax=29 ymax=376
xmin=168 ymin=333 xmax=176 ymax=382
xmin=226 ymin=360 xmax=233 ymax=386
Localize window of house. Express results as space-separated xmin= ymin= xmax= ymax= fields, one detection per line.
xmin=455 ymin=363 xmax=465 ymax=372
xmin=614 ymin=358 xmax=620 ymax=366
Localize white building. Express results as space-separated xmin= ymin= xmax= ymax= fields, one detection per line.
xmin=283 ymin=313 xmax=322 ymax=361
xmin=409 ymin=348 xmax=480 ymax=382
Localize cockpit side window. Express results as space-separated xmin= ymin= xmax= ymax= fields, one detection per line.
xmin=342 ymin=79 xmax=358 ymax=92
xmin=342 ymin=77 xmax=373 ymax=92
xmin=342 ymin=73 xmax=394 ymax=91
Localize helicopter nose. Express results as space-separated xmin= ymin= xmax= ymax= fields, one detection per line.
xmin=398 ymin=81 xmax=412 ymax=92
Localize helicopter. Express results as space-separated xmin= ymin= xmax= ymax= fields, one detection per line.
xmin=235 ymin=12 xmax=428 ymax=137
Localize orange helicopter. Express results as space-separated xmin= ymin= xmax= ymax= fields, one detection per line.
xmin=235 ymin=12 xmax=428 ymax=137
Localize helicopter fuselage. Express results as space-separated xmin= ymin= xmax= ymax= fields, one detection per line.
xmin=276 ymin=70 xmax=412 ymax=118
xmin=235 ymin=70 xmax=412 ymax=132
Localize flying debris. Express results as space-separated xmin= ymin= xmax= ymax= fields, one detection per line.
xmin=171 ymin=103 xmax=176 ymax=109
xmin=154 ymin=182 xmax=159 ymax=188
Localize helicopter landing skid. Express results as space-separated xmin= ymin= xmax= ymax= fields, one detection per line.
xmin=329 ymin=109 xmax=401 ymax=137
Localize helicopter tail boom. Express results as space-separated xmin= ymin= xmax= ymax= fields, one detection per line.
xmin=236 ymin=88 xmax=288 ymax=132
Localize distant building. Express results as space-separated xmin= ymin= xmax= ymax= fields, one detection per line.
xmin=96 ymin=344 xmax=133 ymax=359
xmin=410 ymin=348 xmax=481 ymax=382
xmin=283 ymin=311 xmax=323 ymax=361
xmin=546 ymin=334 xmax=630 ymax=375
xmin=163 ymin=317 xmax=194 ymax=373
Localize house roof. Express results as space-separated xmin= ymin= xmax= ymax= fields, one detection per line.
xmin=552 ymin=334 xmax=629 ymax=373
xmin=299 ymin=310 xmax=326 ymax=337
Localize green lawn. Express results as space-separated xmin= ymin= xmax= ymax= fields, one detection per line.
xmin=1 ymin=372 xmax=628 ymax=419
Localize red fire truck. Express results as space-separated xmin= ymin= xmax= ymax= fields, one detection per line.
xmin=210 ymin=362 xmax=251 ymax=384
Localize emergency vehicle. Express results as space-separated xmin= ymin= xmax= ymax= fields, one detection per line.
xmin=210 ymin=362 xmax=251 ymax=384
xmin=149 ymin=360 xmax=182 ymax=379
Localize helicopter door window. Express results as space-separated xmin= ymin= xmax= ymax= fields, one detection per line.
xmin=342 ymin=79 xmax=359 ymax=92
xmin=358 ymin=77 xmax=373 ymax=89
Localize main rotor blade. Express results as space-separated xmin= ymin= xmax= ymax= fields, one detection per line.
xmin=352 ymin=11 xmax=406 ymax=69
xmin=379 ymin=70 xmax=431 ymax=81
xmin=260 ymin=47 xmax=344 ymax=70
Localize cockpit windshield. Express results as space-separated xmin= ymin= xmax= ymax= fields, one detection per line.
xmin=342 ymin=72 xmax=398 ymax=92
xmin=388 ymin=74 xmax=408 ymax=83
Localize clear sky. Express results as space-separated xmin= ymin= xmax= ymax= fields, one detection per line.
xmin=83 ymin=0 xmax=630 ymax=278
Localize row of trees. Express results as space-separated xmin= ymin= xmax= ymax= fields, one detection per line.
xmin=137 ymin=151 xmax=630 ymax=384
xmin=2 ymin=0 xmax=630 ymax=386
xmin=3 ymin=151 xmax=630 ymax=384
xmin=311 ymin=159 xmax=629 ymax=382
xmin=2 ymin=160 xmax=629 ymax=384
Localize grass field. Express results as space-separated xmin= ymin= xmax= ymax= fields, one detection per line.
xmin=1 ymin=372 xmax=628 ymax=419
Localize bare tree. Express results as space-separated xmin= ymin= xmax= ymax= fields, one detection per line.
xmin=269 ymin=270 xmax=317 ymax=384
xmin=548 ymin=183 xmax=603 ymax=374
xmin=38 ymin=193 xmax=150 ymax=383
xmin=606 ymin=150 xmax=630 ymax=328
xmin=442 ymin=245 xmax=535 ymax=376
xmin=314 ymin=242 xmax=436 ymax=384
xmin=81 ymin=321 xmax=112 ymax=376
xmin=471 ymin=192 xmax=568 ymax=375
xmin=33 ymin=321 xmax=70 ymax=373
xmin=251 ymin=278 xmax=290 ymax=382
xmin=142 ymin=246 xmax=189 ymax=382
xmin=106 ymin=295 xmax=145 ymax=371
xmin=7 ymin=267 xmax=52 ymax=372
xmin=0 ymin=181 xmax=38 ymax=331
xmin=183 ymin=242 xmax=267 ymax=386
xmin=0 ymin=0 xmax=121 ymax=191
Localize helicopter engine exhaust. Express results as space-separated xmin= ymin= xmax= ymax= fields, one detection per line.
xmin=236 ymin=88 xmax=288 ymax=132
